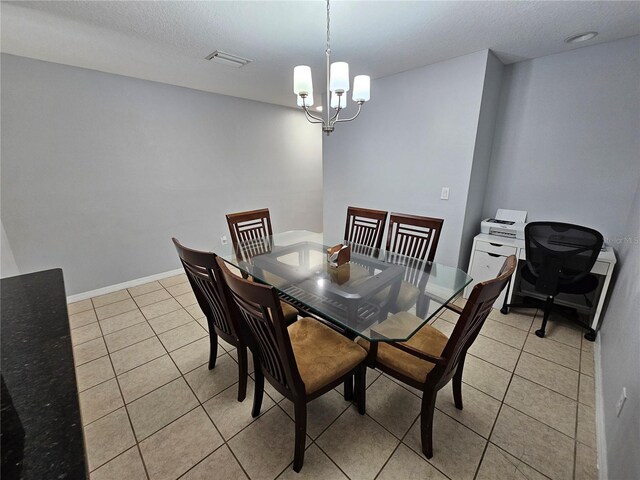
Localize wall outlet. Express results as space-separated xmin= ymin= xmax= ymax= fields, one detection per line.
xmin=616 ymin=387 xmax=627 ymax=417
xmin=220 ymin=235 xmax=228 ymax=245
xmin=441 ymin=187 xmax=450 ymax=200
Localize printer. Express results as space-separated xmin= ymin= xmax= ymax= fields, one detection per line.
xmin=481 ymin=209 xmax=527 ymax=240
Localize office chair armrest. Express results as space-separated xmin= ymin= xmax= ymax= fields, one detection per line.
xmin=386 ymin=342 xmax=446 ymax=365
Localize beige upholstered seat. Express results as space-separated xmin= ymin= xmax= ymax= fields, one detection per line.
xmin=280 ymin=302 xmax=299 ymax=324
xmin=289 ymin=318 xmax=367 ymax=394
xmin=357 ymin=311 xmax=449 ymax=384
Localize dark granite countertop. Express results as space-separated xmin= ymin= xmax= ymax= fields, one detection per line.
xmin=1 ymin=269 xmax=87 ymax=480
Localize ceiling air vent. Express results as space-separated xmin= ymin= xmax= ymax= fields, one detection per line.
xmin=205 ymin=50 xmax=252 ymax=68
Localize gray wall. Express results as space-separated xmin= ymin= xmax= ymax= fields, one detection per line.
xmin=458 ymin=51 xmax=504 ymax=268
xmin=1 ymin=54 xmax=323 ymax=294
xmin=484 ymin=35 xmax=640 ymax=479
xmin=1 ymin=219 xmax=19 ymax=277
xmin=599 ymin=178 xmax=640 ymax=480
xmin=483 ymin=36 xmax=640 ymax=243
xmin=323 ymin=50 xmax=490 ymax=268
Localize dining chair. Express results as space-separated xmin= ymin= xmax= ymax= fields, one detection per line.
xmin=343 ymin=206 xmax=388 ymax=282
xmin=380 ymin=213 xmax=444 ymax=312
xmin=344 ymin=206 xmax=388 ymax=251
xmin=357 ymin=255 xmax=516 ymax=458
xmin=172 ymin=238 xmax=253 ymax=401
xmin=225 ymin=208 xmax=299 ymax=324
xmin=226 ymin=208 xmax=273 ymax=257
xmin=217 ymin=257 xmax=367 ymax=472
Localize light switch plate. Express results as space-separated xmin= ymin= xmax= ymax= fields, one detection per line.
xmin=441 ymin=187 xmax=450 ymax=200
xmin=221 ymin=235 xmax=228 ymax=245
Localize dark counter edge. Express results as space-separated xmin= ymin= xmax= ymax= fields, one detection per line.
xmin=2 ymin=268 xmax=88 ymax=479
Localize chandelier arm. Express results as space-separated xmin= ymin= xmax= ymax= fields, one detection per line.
xmin=303 ymin=108 xmax=325 ymax=124
xmin=333 ymin=102 xmax=364 ymax=123
xmin=329 ymin=105 xmax=342 ymax=124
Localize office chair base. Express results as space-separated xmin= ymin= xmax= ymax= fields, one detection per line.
xmin=503 ymin=295 xmax=597 ymax=341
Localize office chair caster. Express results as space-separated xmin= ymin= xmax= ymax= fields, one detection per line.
xmin=584 ymin=330 xmax=597 ymax=342
xmin=500 ymin=306 xmax=509 ymax=315
xmin=534 ymin=329 xmax=546 ymax=338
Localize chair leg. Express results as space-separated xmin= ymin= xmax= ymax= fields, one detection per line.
xmin=420 ymin=388 xmax=437 ymax=459
xmin=354 ymin=365 xmax=366 ymax=415
xmin=500 ymin=276 xmax=512 ymax=314
xmin=343 ymin=376 xmax=354 ymax=401
xmin=535 ymin=296 xmax=554 ymax=338
xmin=252 ymin=368 xmax=264 ymax=418
xmin=208 ymin=331 xmax=218 ymax=370
xmin=236 ymin=346 xmax=248 ymax=402
xmin=453 ymin=357 xmax=465 ymax=410
xmin=293 ymin=401 xmax=307 ymax=472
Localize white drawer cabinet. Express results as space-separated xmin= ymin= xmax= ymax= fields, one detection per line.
xmin=464 ymin=250 xmax=509 ymax=308
xmin=476 ymin=240 xmax=517 ymax=257
xmin=465 ymin=233 xmax=617 ymax=331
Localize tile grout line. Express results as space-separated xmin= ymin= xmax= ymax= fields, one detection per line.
xmin=438 ymin=315 xmax=586 ymax=373
xmin=88 ymin=306 xmax=153 ymax=480
xmin=76 ymin=284 xmax=593 ymax=479
xmin=269 ymin=402 xmax=352 ymax=480
xmin=126 ymin=303 xmax=227 ymax=479
xmin=74 ymin=279 xmax=193 ymax=476
xmin=146 ymin=311 xmax=302 ymax=480
xmin=472 ymin=313 xmax=528 ymax=480
xmin=573 ymin=339 xmax=585 ymax=480
xmin=390 ymin=414 xmax=454 ymax=480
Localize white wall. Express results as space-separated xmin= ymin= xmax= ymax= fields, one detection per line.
xmin=458 ymin=51 xmax=504 ymax=268
xmin=1 ymin=219 xmax=19 ymax=278
xmin=483 ymin=36 xmax=640 ymax=479
xmin=323 ymin=50 xmax=493 ymax=268
xmin=483 ymin=36 xmax=640 ymax=243
xmin=1 ymin=54 xmax=323 ymax=295
xmin=598 ymin=177 xmax=640 ymax=480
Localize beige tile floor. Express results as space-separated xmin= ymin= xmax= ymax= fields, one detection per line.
xmin=68 ymin=274 xmax=599 ymax=480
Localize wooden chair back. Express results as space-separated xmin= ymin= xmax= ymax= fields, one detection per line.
xmin=226 ymin=208 xmax=273 ymax=259
xmin=435 ymin=255 xmax=517 ymax=387
xmin=216 ymin=257 xmax=304 ymax=398
xmin=344 ymin=206 xmax=388 ymax=251
xmin=386 ymin=213 xmax=443 ymax=262
xmin=172 ymin=238 xmax=241 ymax=340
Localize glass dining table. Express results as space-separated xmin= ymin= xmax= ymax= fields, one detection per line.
xmin=217 ymin=230 xmax=472 ymax=343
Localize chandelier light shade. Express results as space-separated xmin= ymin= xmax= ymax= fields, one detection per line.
xmin=329 ymin=62 xmax=350 ymax=93
xmin=293 ymin=66 xmax=313 ymax=96
xmin=352 ymin=75 xmax=370 ymax=102
xmin=293 ymin=0 xmax=371 ymax=135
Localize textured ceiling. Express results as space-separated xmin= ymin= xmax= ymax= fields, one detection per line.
xmin=2 ymin=1 xmax=639 ymax=108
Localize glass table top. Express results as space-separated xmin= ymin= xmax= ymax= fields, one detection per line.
xmin=217 ymin=230 xmax=472 ymax=342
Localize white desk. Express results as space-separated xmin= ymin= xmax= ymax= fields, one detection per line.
xmin=464 ymin=233 xmax=616 ymax=333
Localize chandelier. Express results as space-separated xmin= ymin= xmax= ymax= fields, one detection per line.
xmin=293 ymin=0 xmax=371 ymax=136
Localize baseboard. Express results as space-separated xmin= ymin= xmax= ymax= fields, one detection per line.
xmin=594 ymin=336 xmax=608 ymax=480
xmin=66 ymin=268 xmax=184 ymax=304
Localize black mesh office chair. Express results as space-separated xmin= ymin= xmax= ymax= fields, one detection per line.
xmin=501 ymin=222 xmax=603 ymax=341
